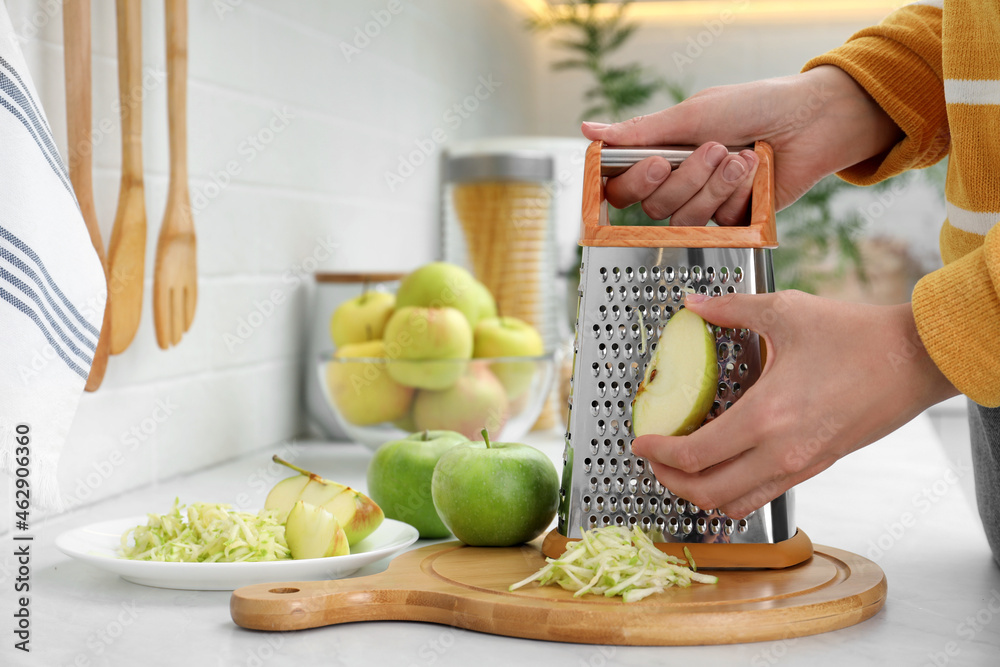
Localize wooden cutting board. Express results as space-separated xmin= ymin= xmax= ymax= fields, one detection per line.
xmin=230 ymin=540 xmax=886 ymax=645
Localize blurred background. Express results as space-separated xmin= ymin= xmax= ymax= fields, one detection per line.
xmin=4 ymin=0 xmax=966 ymax=521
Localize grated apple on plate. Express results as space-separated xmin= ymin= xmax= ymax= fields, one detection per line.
xmin=120 ymin=499 xmax=291 ymax=563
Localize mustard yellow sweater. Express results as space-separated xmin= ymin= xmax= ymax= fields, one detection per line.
xmin=803 ymin=0 xmax=1000 ymax=408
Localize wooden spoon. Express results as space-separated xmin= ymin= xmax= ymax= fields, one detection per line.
xmin=63 ymin=0 xmax=111 ymax=390
xmin=107 ymin=0 xmax=146 ymax=355
xmin=153 ymin=0 xmax=197 ymax=349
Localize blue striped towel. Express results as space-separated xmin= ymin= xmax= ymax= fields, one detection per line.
xmin=0 ymin=5 xmax=106 ymax=519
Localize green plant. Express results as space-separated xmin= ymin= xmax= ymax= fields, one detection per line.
xmin=527 ymin=0 xmax=684 ymax=122
xmin=773 ymin=161 xmax=946 ymax=292
xmin=773 ymin=175 xmax=870 ymax=293
xmin=528 ymin=0 xmax=684 ymax=227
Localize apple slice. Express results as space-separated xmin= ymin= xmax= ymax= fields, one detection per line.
xmin=297 ymin=479 xmax=383 ymax=546
xmin=297 ymin=477 xmax=349 ymax=508
xmin=322 ymin=488 xmax=385 ymax=546
xmin=284 ymin=501 xmax=350 ymax=559
xmin=265 ymin=457 xmax=385 ymax=546
xmin=631 ymin=308 xmax=719 ymax=437
xmin=263 ymin=474 xmax=312 ymax=519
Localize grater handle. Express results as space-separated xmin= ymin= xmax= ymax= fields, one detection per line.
xmin=601 ymin=146 xmax=750 ymax=177
xmin=581 ymin=140 xmax=777 ymax=249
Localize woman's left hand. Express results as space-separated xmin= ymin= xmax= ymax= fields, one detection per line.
xmin=631 ymin=291 xmax=959 ymax=518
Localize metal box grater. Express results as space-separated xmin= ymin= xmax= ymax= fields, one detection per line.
xmin=542 ymin=141 xmax=813 ymax=568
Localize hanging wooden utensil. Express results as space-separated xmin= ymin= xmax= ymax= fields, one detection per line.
xmin=63 ymin=0 xmax=111 ymax=390
xmin=107 ymin=0 xmax=146 ymax=354
xmin=153 ymin=0 xmax=197 ymax=349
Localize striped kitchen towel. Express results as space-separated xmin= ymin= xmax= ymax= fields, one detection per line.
xmin=0 ymin=6 xmax=106 ymax=520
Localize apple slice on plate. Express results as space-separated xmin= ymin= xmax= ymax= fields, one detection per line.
xmin=285 ymin=501 xmax=350 ymax=559
xmin=632 ymin=308 xmax=719 ymax=437
xmin=265 ymin=457 xmax=384 ymax=546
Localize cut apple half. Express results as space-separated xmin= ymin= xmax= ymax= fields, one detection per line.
xmin=631 ymin=307 xmax=719 ymax=437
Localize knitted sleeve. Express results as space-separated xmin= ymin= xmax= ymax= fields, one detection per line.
xmin=801 ymin=2 xmax=949 ymax=185
xmin=912 ymin=227 xmax=1000 ymax=407
xmin=802 ymin=2 xmax=1000 ymax=407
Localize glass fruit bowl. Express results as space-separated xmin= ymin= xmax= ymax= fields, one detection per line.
xmin=317 ymin=352 xmax=558 ymax=449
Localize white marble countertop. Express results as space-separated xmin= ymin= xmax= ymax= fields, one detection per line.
xmin=5 ymin=413 xmax=999 ymax=666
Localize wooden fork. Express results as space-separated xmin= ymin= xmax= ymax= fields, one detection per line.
xmin=153 ymin=0 xmax=197 ymax=349
xmin=64 ymin=0 xmax=112 ymax=389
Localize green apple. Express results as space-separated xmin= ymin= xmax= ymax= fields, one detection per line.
xmin=329 ymin=290 xmax=395 ymax=347
xmin=265 ymin=457 xmax=384 ymax=546
xmin=431 ymin=429 xmax=559 ymax=547
xmin=395 ymin=262 xmax=490 ymax=328
xmin=631 ymin=307 xmax=719 ymax=437
xmin=326 ymin=340 xmax=414 ymax=426
xmin=366 ymin=430 xmax=469 ymax=538
xmin=473 ymin=316 xmax=544 ymax=399
xmin=383 ymin=306 xmax=472 ymax=390
xmin=284 ymin=501 xmax=350 ymax=559
xmin=412 ymin=364 xmax=509 ymax=438
xmin=470 ymin=279 xmax=497 ymax=323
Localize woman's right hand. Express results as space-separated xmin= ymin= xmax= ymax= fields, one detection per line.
xmin=582 ymin=65 xmax=903 ymax=225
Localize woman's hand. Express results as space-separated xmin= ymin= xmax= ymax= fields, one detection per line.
xmin=631 ymin=292 xmax=959 ymax=518
xmin=582 ymin=65 xmax=903 ymax=224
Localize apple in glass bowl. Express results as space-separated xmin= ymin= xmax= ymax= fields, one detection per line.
xmin=319 ymin=354 xmax=557 ymax=449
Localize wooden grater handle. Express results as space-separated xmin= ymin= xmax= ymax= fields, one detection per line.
xmin=580 ymin=140 xmax=777 ymax=249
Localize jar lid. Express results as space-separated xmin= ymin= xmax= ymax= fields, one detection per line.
xmin=445 ymin=151 xmax=554 ymax=183
xmin=314 ymin=272 xmax=405 ymax=284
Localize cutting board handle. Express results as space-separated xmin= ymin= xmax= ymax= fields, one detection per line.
xmin=231 ymin=543 xmax=482 ymax=632
xmin=230 ymin=576 xmax=414 ymax=631
xmin=580 ymin=140 xmax=777 ymax=249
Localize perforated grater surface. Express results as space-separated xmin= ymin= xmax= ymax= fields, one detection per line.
xmin=543 ymin=141 xmax=813 ymax=568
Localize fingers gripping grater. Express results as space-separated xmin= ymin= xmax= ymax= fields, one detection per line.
xmin=541 ymin=141 xmax=813 ymax=568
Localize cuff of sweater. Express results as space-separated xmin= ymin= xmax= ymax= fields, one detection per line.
xmin=803 ymin=38 xmax=948 ymax=186
xmin=912 ymin=239 xmax=1000 ymax=408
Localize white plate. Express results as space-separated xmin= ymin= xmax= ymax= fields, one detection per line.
xmin=55 ymin=516 xmax=419 ymax=590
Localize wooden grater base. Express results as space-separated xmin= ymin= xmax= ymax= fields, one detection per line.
xmin=541 ymin=527 xmax=814 ymax=569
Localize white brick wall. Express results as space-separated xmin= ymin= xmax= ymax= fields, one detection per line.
xmin=2 ymin=0 xmax=539 ymax=518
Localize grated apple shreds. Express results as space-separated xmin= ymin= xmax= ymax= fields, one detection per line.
xmin=120 ymin=499 xmax=292 ymax=563
xmin=509 ymin=526 xmax=718 ymax=602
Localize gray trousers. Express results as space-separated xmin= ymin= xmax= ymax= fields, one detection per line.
xmin=969 ymin=400 xmax=1000 ymax=567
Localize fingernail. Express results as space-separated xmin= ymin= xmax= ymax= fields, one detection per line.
xmin=723 ymin=158 xmax=746 ymax=182
xmin=647 ymin=159 xmax=669 ymax=182
xmin=685 ymin=293 xmax=710 ymax=305
xmin=741 ymin=149 xmax=758 ymax=165
xmin=706 ymin=144 xmax=728 ymax=168
xmin=582 ymin=121 xmax=610 ymax=130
